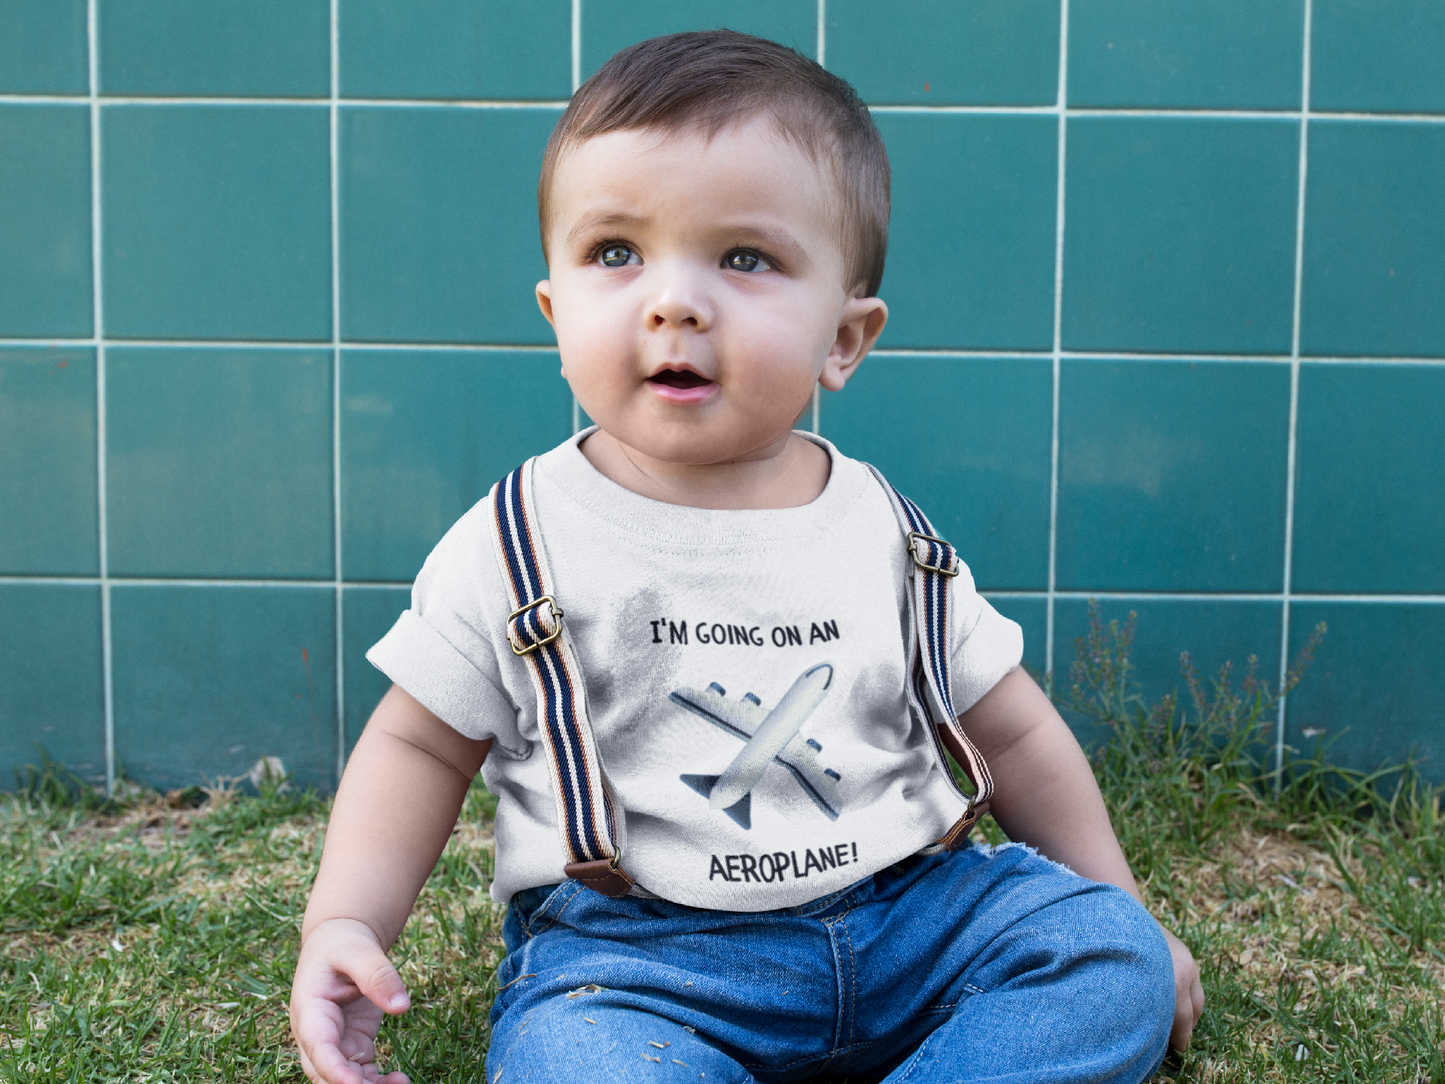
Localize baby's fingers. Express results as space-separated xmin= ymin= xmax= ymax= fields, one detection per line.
xmin=1162 ymin=928 xmax=1204 ymax=1052
xmin=291 ymin=922 xmax=411 ymax=1084
xmin=356 ymin=953 xmax=411 ymax=1018
xmin=300 ymin=1038 xmax=410 ymax=1084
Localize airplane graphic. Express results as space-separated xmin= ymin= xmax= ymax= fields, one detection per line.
xmin=670 ymin=662 xmax=841 ymax=829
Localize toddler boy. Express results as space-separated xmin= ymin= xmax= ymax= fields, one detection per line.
xmin=290 ymin=30 xmax=1202 ymax=1084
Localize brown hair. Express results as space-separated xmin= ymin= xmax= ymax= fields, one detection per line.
xmin=538 ymin=30 xmax=890 ymax=298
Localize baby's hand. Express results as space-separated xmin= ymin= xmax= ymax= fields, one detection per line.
xmin=290 ymin=918 xmax=412 ymax=1084
xmin=1162 ymin=927 xmax=1205 ymax=1052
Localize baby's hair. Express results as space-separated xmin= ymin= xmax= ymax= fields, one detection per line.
xmin=538 ymin=30 xmax=890 ymax=298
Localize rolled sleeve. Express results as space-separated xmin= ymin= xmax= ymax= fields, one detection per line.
xmin=366 ymin=610 xmax=513 ymax=742
xmin=362 ymin=500 xmax=528 ymax=753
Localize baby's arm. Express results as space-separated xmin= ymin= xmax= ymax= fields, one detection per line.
xmin=290 ymin=685 xmax=491 ymax=1084
xmin=960 ymin=667 xmax=1205 ymax=1052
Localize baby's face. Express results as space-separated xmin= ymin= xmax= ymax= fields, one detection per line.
xmin=537 ymin=118 xmax=868 ymax=469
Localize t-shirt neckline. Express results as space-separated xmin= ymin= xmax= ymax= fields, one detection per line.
xmin=536 ymin=428 xmax=870 ymax=548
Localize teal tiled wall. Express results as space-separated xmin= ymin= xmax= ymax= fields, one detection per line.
xmin=3 ymin=1 xmax=1443 ymax=791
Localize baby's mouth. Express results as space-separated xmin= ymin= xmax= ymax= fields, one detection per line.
xmin=648 ymin=368 xmax=713 ymax=389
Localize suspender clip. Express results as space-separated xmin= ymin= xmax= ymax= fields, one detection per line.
xmin=507 ymin=595 xmax=565 ymax=656
xmin=907 ymin=532 xmax=961 ymax=577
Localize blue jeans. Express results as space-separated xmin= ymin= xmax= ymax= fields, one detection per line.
xmin=487 ymin=844 xmax=1173 ymax=1083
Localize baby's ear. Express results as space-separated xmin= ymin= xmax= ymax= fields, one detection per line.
xmin=535 ymin=280 xmax=556 ymax=327
xmin=820 ymin=296 xmax=888 ymax=392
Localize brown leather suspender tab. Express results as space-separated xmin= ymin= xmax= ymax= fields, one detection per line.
xmin=564 ymin=857 xmax=637 ymax=898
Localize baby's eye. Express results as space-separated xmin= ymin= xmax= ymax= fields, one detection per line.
xmin=598 ymin=244 xmax=639 ymax=268
xmin=724 ymin=250 xmax=772 ymax=273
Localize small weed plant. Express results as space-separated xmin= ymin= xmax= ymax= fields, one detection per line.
xmin=2 ymin=609 xmax=1442 ymax=1082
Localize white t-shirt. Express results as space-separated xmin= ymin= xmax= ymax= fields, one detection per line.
xmin=368 ymin=432 xmax=1023 ymax=910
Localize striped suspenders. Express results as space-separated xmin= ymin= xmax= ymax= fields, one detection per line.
xmin=489 ymin=457 xmax=993 ymax=898
xmin=490 ymin=461 xmax=634 ymax=897
xmin=866 ymin=465 xmax=994 ymax=847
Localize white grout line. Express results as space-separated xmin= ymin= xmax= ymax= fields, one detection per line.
xmin=8 ymin=573 xmax=1443 ymax=603
xmin=997 ymin=590 xmax=1285 ymax=602
xmin=86 ymin=0 xmax=116 ymax=796
xmin=871 ymin=348 xmax=1054 ymax=360
xmin=816 ymin=0 xmax=826 ymax=66
xmin=95 ymin=95 xmax=329 ymax=107
xmin=1066 ymin=108 xmax=1301 ymax=121
xmin=1276 ymin=0 xmax=1314 ymax=779
xmin=341 ymin=341 xmax=558 ymax=352
xmin=75 ymin=577 xmax=368 ymax=589
xmin=571 ymin=0 xmax=582 ymax=93
xmin=988 ymin=591 xmax=1445 ymax=604
xmin=334 ymin=98 xmax=570 ymax=110
xmin=31 ymin=95 xmax=571 ymax=109
xmin=870 ymin=104 xmax=1058 ymax=115
xmin=566 ymin=0 xmax=581 ymax=432
xmin=6 ymin=337 xmax=1442 ymax=365
xmin=0 ymin=337 xmax=562 ymax=353
xmin=1 ymin=577 xmax=110 ymax=587
xmin=85 ymin=338 xmax=333 ymax=349
xmin=5 ymin=90 xmax=1444 ymax=124
xmin=330 ymin=0 xmax=346 ymax=785
xmin=0 ymin=95 xmax=97 ymax=105
xmin=1309 ymin=110 xmax=1445 ymax=124
xmin=1061 ymin=350 xmax=1290 ymax=363
xmin=1044 ymin=0 xmax=1070 ymax=679
xmin=2 ymin=338 xmax=86 ymax=348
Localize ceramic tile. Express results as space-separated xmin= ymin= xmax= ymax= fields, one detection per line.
xmin=0 ymin=105 xmax=93 ymax=337
xmin=1286 ymin=602 xmax=1445 ymax=784
xmin=1068 ymin=0 xmax=1303 ymax=109
xmin=1054 ymin=596 xmax=1283 ymax=747
xmin=581 ymin=0 xmax=817 ymax=77
xmin=339 ymin=106 xmax=557 ymax=345
xmin=106 ymin=348 xmax=333 ymax=578
xmin=0 ymin=0 xmax=87 ymax=94
xmin=102 ymin=104 xmax=331 ymax=341
xmin=984 ymin=596 xmax=1049 ymax=679
xmin=0 ymin=584 xmax=105 ymax=789
xmin=342 ymin=586 xmax=412 ymax=752
xmin=826 ymin=0 xmax=1058 ymax=106
xmin=341 ymin=349 xmax=573 ymax=581
xmin=99 ymin=0 xmax=328 ymax=97
xmin=341 ymin=0 xmax=570 ymax=100
xmin=1291 ymin=363 xmax=1445 ymax=594
xmin=874 ymin=114 xmax=1057 ymax=350
xmin=821 ymin=355 xmax=1053 ymax=590
xmin=111 ymin=585 xmax=337 ymax=790
xmin=1299 ymin=121 xmax=1445 ymax=358
xmin=0 ymin=348 xmax=97 ymax=575
xmin=1056 ymin=359 xmax=1291 ymax=592
xmin=1062 ymin=117 xmax=1298 ymax=354
xmin=1311 ymin=0 xmax=1445 ymax=114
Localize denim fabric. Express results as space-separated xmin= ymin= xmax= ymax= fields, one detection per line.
xmin=487 ymin=844 xmax=1174 ymax=1083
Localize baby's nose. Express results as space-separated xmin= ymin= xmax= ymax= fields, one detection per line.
xmin=645 ymin=264 xmax=713 ymax=330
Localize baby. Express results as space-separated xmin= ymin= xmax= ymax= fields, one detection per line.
xmin=290 ymin=30 xmax=1203 ymax=1084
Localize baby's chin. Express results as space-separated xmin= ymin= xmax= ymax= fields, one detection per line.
xmin=625 ymin=430 xmax=801 ymax=470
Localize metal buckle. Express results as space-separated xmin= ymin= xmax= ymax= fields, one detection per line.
xmin=507 ymin=595 xmax=564 ymax=656
xmin=907 ymin=532 xmax=960 ymax=577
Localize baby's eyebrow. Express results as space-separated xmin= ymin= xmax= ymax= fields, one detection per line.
xmin=565 ymin=211 xmax=647 ymax=247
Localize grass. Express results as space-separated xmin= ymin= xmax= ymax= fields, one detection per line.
xmin=2 ymin=607 xmax=1442 ymax=1082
